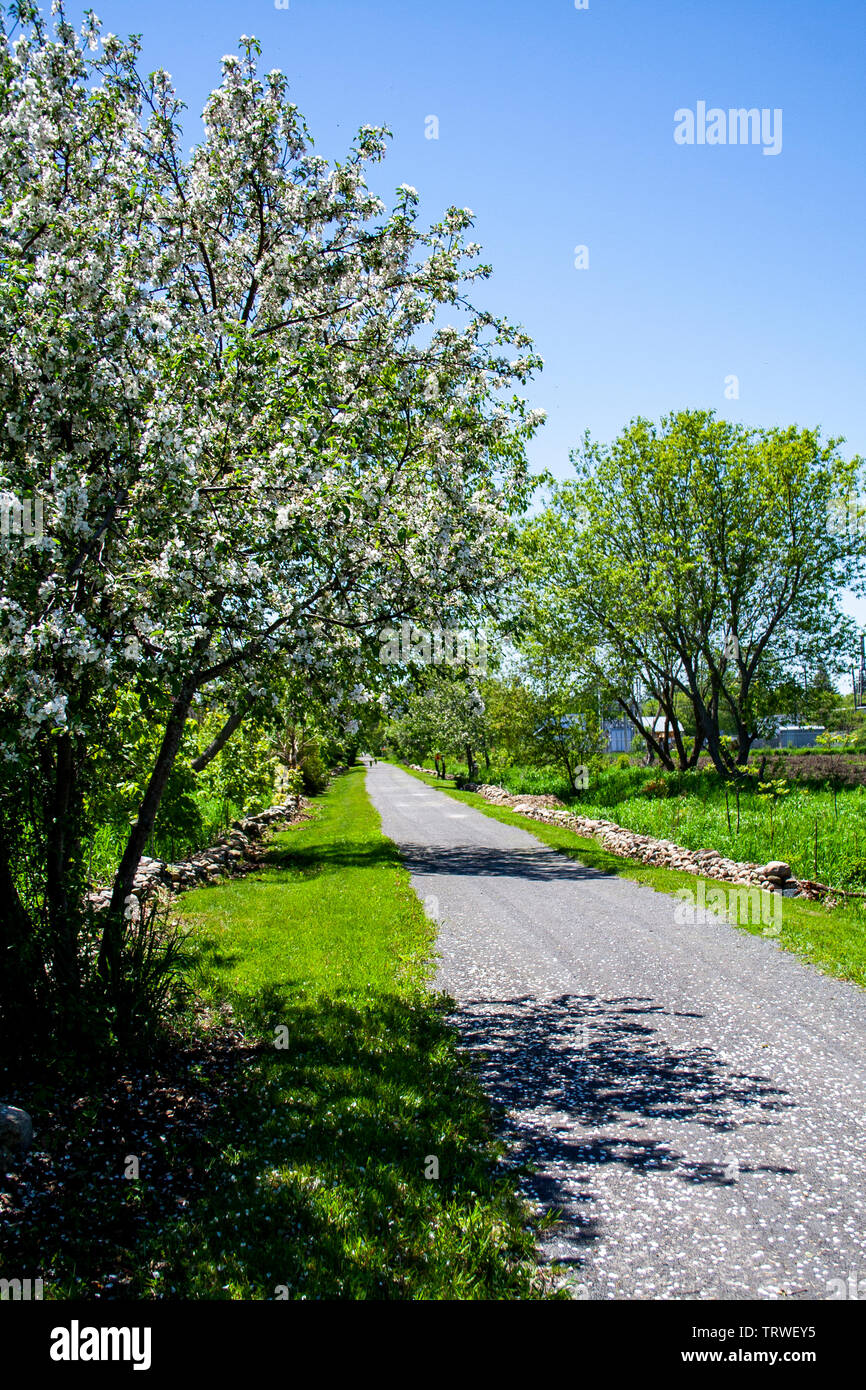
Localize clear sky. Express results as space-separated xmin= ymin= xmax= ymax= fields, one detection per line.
xmin=55 ymin=0 xmax=866 ymax=631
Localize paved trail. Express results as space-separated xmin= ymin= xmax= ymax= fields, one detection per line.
xmin=365 ymin=761 xmax=866 ymax=1301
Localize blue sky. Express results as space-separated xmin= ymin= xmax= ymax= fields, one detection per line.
xmin=58 ymin=0 xmax=866 ymax=633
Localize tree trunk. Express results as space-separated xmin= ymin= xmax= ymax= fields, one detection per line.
xmin=694 ymin=704 xmax=743 ymax=780
xmin=639 ymin=725 xmax=675 ymax=769
xmin=669 ymin=711 xmax=695 ymax=772
xmin=101 ymin=683 xmax=196 ymax=974
xmin=43 ymin=733 xmax=82 ymax=996
xmin=686 ymin=726 xmax=705 ymax=769
xmin=191 ymin=704 xmax=246 ymax=772
xmin=0 ymin=837 xmax=49 ymax=1036
xmin=615 ymin=695 xmax=675 ymax=770
xmin=465 ymin=743 xmax=478 ymax=780
xmin=734 ymin=719 xmax=754 ymax=766
xmin=562 ymin=746 xmax=578 ymax=794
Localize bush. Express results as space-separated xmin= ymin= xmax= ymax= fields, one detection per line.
xmin=299 ymin=748 xmax=329 ymax=796
xmin=2 ymin=900 xmax=196 ymax=1066
xmin=101 ymin=900 xmax=194 ymax=1054
xmin=280 ymin=768 xmax=305 ymax=799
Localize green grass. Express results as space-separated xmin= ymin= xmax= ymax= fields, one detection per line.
xmin=3 ymin=768 xmax=555 ymax=1300
xmin=1 ymin=772 xmax=556 ymax=1301
xmin=186 ymin=792 xmax=427 ymax=1003
xmin=424 ymin=757 xmax=866 ymax=892
xmin=575 ymin=783 xmax=866 ymax=893
xmin=394 ymin=762 xmax=866 ymax=990
xmin=168 ymin=768 xmax=554 ymax=1298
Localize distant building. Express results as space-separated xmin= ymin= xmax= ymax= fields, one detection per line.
xmin=539 ymin=712 xmax=686 ymax=756
xmin=603 ymin=718 xmax=632 ymax=753
xmin=753 ymin=724 xmax=825 ymax=750
xmin=537 ymin=712 xmax=636 ymax=753
xmin=602 ymin=715 xmax=684 ymax=754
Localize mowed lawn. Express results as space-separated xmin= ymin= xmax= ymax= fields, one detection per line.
xmin=187 ymin=771 xmax=429 ymax=1002
xmin=167 ymin=767 xmax=552 ymax=1299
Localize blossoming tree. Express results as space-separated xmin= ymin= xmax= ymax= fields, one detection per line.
xmin=0 ymin=3 xmax=542 ymax=1034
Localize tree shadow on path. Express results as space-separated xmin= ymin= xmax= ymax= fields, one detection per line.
xmin=448 ymin=992 xmax=795 ymax=1271
xmin=398 ymin=843 xmax=613 ymax=884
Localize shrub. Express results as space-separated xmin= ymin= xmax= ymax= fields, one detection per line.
xmin=719 ymin=734 xmax=738 ymax=763
xmin=101 ymin=900 xmax=194 ymax=1054
xmin=281 ymin=768 xmax=305 ymax=799
xmin=299 ymin=748 xmax=329 ymax=796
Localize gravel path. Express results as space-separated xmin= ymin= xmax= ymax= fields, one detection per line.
xmin=365 ymin=761 xmax=866 ymax=1301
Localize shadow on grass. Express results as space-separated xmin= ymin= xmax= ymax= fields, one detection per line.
xmin=262 ymin=836 xmax=406 ymax=876
xmin=159 ymin=983 xmax=546 ymax=1299
xmin=191 ymin=938 xmax=244 ymax=972
xmin=1 ymin=985 xmax=547 ymax=1300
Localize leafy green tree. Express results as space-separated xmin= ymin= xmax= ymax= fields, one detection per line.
xmin=516 ymin=632 xmax=607 ymax=792
xmin=388 ymin=676 xmax=488 ymax=778
xmin=479 ymin=673 xmax=542 ymax=767
xmin=523 ymin=410 xmax=864 ymax=778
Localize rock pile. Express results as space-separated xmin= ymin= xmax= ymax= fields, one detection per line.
xmin=87 ymin=797 xmax=307 ymax=915
xmin=0 ymin=1103 xmax=33 ymax=1171
xmin=410 ymin=768 xmax=800 ymax=897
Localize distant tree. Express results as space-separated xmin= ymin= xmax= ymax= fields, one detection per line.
xmin=479 ymin=674 xmax=541 ymax=767
xmin=516 ymin=631 xmax=607 ymax=792
xmin=388 ymin=676 xmax=488 ymax=778
xmin=523 ymin=410 xmax=865 ymax=778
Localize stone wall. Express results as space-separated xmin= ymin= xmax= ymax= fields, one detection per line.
xmin=88 ymin=797 xmax=308 ymax=916
xmin=408 ymin=767 xmax=800 ymax=897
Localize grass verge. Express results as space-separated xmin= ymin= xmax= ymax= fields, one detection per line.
xmin=393 ymin=763 xmax=866 ymax=990
xmin=1 ymin=767 xmax=553 ymax=1300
